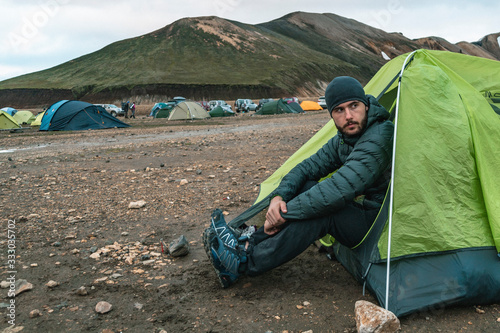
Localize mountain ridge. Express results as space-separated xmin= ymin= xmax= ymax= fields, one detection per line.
xmin=1 ymin=11 xmax=499 ymax=108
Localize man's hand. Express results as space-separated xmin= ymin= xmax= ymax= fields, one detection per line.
xmin=264 ymin=196 xmax=287 ymax=235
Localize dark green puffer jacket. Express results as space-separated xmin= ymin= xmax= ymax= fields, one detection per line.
xmin=272 ymin=95 xmax=394 ymax=220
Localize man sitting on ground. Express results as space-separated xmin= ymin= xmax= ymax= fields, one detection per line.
xmin=203 ymin=76 xmax=394 ymax=287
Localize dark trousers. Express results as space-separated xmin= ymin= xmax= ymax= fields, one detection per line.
xmin=243 ymin=182 xmax=378 ymax=277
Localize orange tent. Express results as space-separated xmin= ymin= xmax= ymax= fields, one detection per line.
xmin=300 ymin=100 xmax=324 ymax=111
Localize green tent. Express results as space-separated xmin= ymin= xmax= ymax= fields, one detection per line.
xmin=256 ymin=98 xmax=303 ymax=115
xmin=154 ymin=105 xmax=174 ymax=118
xmin=13 ymin=110 xmax=36 ymax=125
xmin=209 ymin=105 xmax=235 ymax=117
xmin=228 ymin=50 xmax=500 ymax=316
xmin=31 ymin=111 xmax=45 ymax=127
xmin=0 ymin=110 xmax=21 ymax=129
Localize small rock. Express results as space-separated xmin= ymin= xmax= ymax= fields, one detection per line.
xmin=0 ymin=281 xmax=10 ymax=289
xmin=128 ymin=200 xmax=147 ymax=209
xmin=179 ymin=179 xmax=189 ymax=185
xmin=76 ymin=286 xmax=88 ymax=296
xmin=45 ymin=280 xmax=59 ymax=288
xmin=52 ymin=241 xmax=62 ymax=247
xmin=134 ymin=302 xmax=143 ymax=310
xmin=355 ymin=300 xmax=400 ymax=333
xmin=90 ymin=252 xmax=101 ymax=259
xmin=15 ymin=279 xmax=33 ymax=296
xmin=95 ymin=301 xmax=112 ymax=314
xmin=29 ymin=309 xmax=42 ymax=318
xmin=121 ymin=232 xmax=129 ymax=236
xmin=169 ymin=235 xmax=190 ymax=257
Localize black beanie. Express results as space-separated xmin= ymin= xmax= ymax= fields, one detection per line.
xmin=325 ymin=76 xmax=368 ymax=113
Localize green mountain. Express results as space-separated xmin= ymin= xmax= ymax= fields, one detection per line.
xmin=1 ymin=12 xmax=498 ymax=107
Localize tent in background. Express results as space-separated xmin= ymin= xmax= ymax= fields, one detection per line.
xmin=31 ymin=111 xmax=45 ymax=127
xmin=154 ymin=104 xmax=174 ymax=118
xmin=287 ymin=101 xmax=305 ymax=113
xmin=300 ymin=100 xmax=323 ymax=111
xmin=13 ymin=110 xmax=36 ymax=125
xmin=40 ymin=100 xmax=130 ymax=131
xmin=150 ymin=102 xmax=173 ymax=117
xmin=1 ymin=107 xmax=18 ymax=116
xmin=209 ymin=105 xmax=235 ymax=117
xmin=168 ymin=101 xmax=210 ymax=120
xmin=228 ymin=50 xmax=500 ymax=317
xmin=0 ymin=110 xmax=21 ymax=129
xmin=256 ymin=99 xmax=303 ymax=115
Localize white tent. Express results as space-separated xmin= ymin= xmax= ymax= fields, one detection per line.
xmin=168 ymin=102 xmax=210 ymax=120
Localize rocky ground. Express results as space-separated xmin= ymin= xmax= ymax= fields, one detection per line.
xmin=0 ymin=110 xmax=499 ymax=333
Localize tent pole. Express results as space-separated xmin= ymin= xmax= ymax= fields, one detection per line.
xmin=385 ymin=50 xmax=417 ymax=310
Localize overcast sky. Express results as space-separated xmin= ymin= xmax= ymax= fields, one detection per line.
xmin=1 ymin=0 xmax=499 ymax=81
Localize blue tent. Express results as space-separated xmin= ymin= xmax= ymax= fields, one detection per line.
xmin=1 ymin=107 xmax=18 ymax=116
xmin=40 ymin=100 xmax=130 ymax=131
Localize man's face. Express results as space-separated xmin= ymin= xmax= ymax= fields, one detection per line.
xmin=330 ymin=100 xmax=368 ymax=137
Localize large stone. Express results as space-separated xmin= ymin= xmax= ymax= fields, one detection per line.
xmin=355 ymin=300 xmax=400 ymax=333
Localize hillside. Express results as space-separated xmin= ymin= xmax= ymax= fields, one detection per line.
xmin=0 ymin=11 xmax=499 ymax=107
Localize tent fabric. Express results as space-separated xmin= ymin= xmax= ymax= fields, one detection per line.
xmin=300 ymin=100 xmax=323 ymax=111
xmin=209 ymin=105 xmax=235 ymax=117
xmin=154 ymin=105 xmax=174 ymax=118
xmin=227 ymin=49 xmax=500 ymax=317
xmin=168 ymin=101 xmax=210 ymax=120
xmin=13 ymin=110 xmax=36 ymax=125
xmin=0 ymin=110 xmax=21 ymax=129
xmin=1 ymin=107 xmax=18 ymax=116
xmin=256 ymin=99 xmax=303 ymax=115
xmin=40 ymin=100 xmax=130 ymax=131
xmin=287 ymin=101 xmax=305 ymax=113
xmin=31 ymin=111 xmax=45 ymax=126
xmin=150 ymin=102 xmax=171 ymax=117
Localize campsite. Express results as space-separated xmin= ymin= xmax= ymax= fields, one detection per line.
xmin=1 ymin=48 xmax=500 ymax=332
xmin=0 ymin=108 xmax=498 ymax=333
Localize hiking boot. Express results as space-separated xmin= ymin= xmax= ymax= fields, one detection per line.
xmin=210 ymin=208 xmax=239 ymax=249
xmin=202 ymin=228 xmax=246 ymax=288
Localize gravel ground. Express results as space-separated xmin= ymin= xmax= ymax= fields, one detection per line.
xmin=0 ymin=111 xmax=499 ymax=333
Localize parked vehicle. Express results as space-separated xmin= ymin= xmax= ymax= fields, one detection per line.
xmin=318 ymin=96 xmax=327 ymax=109
xmin=235 ymin=99 xmax=257 ymax=112
xmin=95 ymin=104 xmax=124 ymax=117
xmin=284 ymin=97 xmax=300 ymax=104
xmin=256 ymin=98 xmax=274 ymax=111
xmin=197 ymin=101 xmax=210 ymax=111
xmin=170 ymin=96 xmax=186 ymax=105
xmin=209 ymin=100 xmax=232 ymax=112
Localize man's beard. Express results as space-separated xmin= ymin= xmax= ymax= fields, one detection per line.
xmin=335 ymin=114 xmax=368 ymax=138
